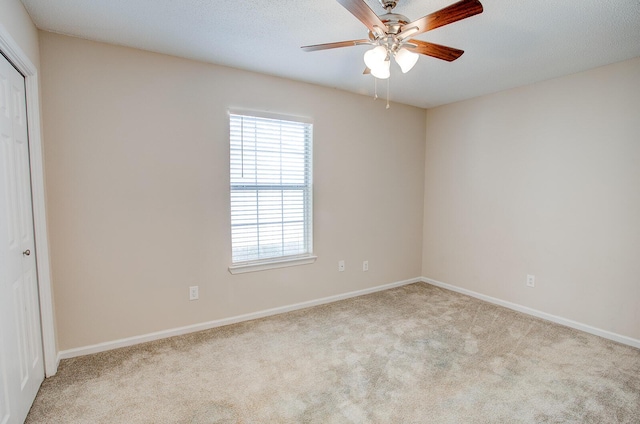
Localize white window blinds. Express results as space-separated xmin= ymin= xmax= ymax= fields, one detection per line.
xmin=229 ymin=113 xmax=313 ymax=264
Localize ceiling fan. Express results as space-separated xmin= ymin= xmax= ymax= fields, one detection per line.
xmin=302 ymin=0 xmax=483 ymax=79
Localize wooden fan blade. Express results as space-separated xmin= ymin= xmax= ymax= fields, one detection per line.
xmin=363 ymin=67 xmax=371 ymax=75
xmin=301 ymin=39 xmax=370 ymax=52
xmin=404 ymin=0 xmax=483 ymax=36
xmin=337 ymin=0 xmax=387 ymax=34
xmin=407 ymin=39 xmax=464 ymax=62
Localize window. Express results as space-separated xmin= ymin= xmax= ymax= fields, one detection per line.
xmin=228 ymin=111 xmax=315 ymax=274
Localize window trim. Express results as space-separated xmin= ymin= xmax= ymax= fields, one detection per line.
xmin=228 ymin=254 xmax=318 ymax=274
xmin=227 ymin=109 xmax=315 ymax=273
xmin=228 ymin=108 xmax=313 ymax=125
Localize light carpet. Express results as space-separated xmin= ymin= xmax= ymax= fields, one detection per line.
xmin=26 ymin=283 xmax=640 ymax=423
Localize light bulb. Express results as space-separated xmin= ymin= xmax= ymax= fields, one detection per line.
xmin=364 ymin=46 xmax=387 ymax=70
xmin=371 ymin=58 xmax=390 ymax=79
xmin=395 ymin=48 xmax=419 ymax=73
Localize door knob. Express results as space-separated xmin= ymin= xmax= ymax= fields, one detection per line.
xmin=23 ymin=249 xmax=31 ymax=256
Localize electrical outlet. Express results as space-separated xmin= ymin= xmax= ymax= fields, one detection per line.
xmin=363 ymin=261 xmax=369 ymax=271
xmin=189 ymin=286 xmax=199 ymax=300
xmin=338 ymin=260 xmax=345 ymax=272
xmin=526 ymin=275 xmax=535 ymax=288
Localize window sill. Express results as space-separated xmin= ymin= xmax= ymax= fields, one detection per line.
xmin=228 ymin=255 xmax=317 ymax=275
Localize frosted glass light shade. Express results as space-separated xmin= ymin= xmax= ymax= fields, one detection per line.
xmin=370 ymin=59 xmax=390 ymax=79
xmin=364 ymin=46 xmax=387 ymax=70
xmin=395 ymin=48 xmax=419 ymax=73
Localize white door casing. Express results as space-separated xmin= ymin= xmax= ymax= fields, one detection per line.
xmin=0 ymin=51 xmax=44 ymax=424
xmin=0 ymin=24 xmax=56 ymax=380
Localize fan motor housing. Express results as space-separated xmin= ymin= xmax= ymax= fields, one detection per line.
xmin=373 ymin=12 xmax=409 ymax=36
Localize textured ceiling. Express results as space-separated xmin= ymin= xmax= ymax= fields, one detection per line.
xmin=21 ymin=0 xmax=640 ymax=108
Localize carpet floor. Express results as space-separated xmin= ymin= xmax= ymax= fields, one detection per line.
xmin=26 ymin=283 xmax=640 ymax=423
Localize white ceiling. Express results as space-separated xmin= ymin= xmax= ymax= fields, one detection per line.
xmin=21 ymin=0 xmax=640 ymax=108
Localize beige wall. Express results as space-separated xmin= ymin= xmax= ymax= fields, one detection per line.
xmin=423 ymin=57 xmax=640 ymax=340
xmin=0 ymin=0 xmax=39 ymax=68
xmin=37 ymin=27 xmax=639 ymax=352
xmin=38 ymin=32 xmax=426 ymax=351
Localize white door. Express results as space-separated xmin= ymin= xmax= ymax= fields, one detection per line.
xmin=0 ymin=53 xmax=44 ymax=424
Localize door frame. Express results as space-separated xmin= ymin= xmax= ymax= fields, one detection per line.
xmin=0 ymin=25 xmax=57 ymax=377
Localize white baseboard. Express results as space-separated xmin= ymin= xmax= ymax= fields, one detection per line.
xmin=58 ymin=277 xmax=422 ymax=360
xmin=421 ymin=277 xmax=640 ymax=350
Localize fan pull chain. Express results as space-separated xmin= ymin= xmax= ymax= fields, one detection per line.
xmin=374 ymin=77 xmax=378 ymax=100
xmin=386 ymin=77 xmax=390 ymax=109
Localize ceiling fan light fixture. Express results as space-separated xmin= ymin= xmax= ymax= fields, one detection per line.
xmin=302 ymin=0 xmax=484 ymax=86
xmin=370 ymin=58 xmax=390 ymax=79
xmin=395 ymin=47 xmax=419 ymax=73
xmin=364 ymin=45 xmax=388 ymax=70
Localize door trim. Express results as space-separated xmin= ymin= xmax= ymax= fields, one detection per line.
xmin=0 ymin=25 xmax=57 ymax=376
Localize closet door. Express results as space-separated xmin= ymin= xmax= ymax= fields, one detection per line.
xmin=0 ymin=52 xmax=44 ymax=424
